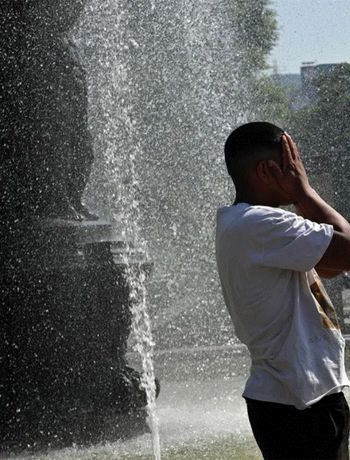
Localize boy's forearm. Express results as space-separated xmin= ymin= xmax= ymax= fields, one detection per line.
xmin=274 ymin=134 xmax=350 ymax=276
xmin=294 ymin=187 xmax=350 ymax=234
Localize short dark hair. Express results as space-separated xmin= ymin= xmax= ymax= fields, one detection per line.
xmin=224 ymin=122 xmax=284 ymax=187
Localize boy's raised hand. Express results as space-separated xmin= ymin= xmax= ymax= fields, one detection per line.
xmin=268 ymin=133 xmax=312 ymax=204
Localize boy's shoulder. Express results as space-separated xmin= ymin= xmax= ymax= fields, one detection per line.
xmin=217 ymin=204 xmax=304 ymax=243
xmin=217 ymin=203 xmax=298 ymax=224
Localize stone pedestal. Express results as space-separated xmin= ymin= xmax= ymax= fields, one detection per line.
xmin=0 ymin=220 xmax=153 ymax=451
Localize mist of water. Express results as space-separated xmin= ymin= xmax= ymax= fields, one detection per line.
xmin=75 ymin=0 xmax=247 ymax=351
xmin=71 ymin=0 xmax=251 ymax=456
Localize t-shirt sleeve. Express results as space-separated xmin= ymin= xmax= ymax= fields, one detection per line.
xmin=251 ymin=208 xmax=334 ymax=272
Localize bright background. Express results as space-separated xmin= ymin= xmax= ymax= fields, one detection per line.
xmin=269 ymin=0 xmax=350 ymax=73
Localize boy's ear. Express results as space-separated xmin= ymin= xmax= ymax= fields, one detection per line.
xmin=256 ymin=160 xmax=270 ymax=184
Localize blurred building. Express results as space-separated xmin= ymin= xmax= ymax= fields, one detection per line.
xmin=272 ymin=72 xmax=303 ymax=110
xmin=272 ymin=61 xmax=349 ymax=109
xmin=300 ymin=61 xmax=344 ymax=104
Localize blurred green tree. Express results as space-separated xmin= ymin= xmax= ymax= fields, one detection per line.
xmin=291 ymin=63 xmax=350 ymax=218
xmin=293 ymin=64 xmax=350 ymax=144
xmin=247 ymin=75 xmax=293 ymax=127
xmin=229 ymin=1 xmax=293 ymax=127
xmin=230 ymin=0 xmax=279 ymax=74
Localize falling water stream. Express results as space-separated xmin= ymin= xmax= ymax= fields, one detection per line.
xmin=100 ymin=41 xmax=161 ymax=459
xmin=117 ymin=136 xmax=161 ymax=459
xmin=90 ymin=5 xmax=161 ymax=453
xmin=125 ymin=255 xmax=161 ymax=460
xmin=72 ymin=1 xmax=246 ymax=457
xmin=71 ymin=0 xmax=259 ymax=458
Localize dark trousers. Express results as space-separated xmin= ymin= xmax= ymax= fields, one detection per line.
xmin=245 ymin=393 xmax=350 ymax=460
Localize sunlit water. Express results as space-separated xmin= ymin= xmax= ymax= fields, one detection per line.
xmin=75 ymin=0 xmax=246 ymax=358
xmin=70 ymin=1 xmax=246 ymax=457
xmin=124 ymin=257 xmax=161 ymax=460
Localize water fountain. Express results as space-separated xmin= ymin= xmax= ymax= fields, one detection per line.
xmin=0 ymin=1 xmax=289 ymax=459
xmin=0 ymin=0 xmax=157 ymax=452
xmin=70 ymin=1 xmax=256 ymax=457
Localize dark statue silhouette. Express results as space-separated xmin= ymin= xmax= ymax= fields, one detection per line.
xmin=1 ymin=0 xmax=97 ymax=221
xmin=0 ymin=1 xmax=156 ymax=451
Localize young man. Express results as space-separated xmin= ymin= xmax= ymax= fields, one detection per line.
xmin=216 ymin=122 xmax=350 ymax=459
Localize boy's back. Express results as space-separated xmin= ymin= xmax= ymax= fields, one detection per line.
xmin=216 ymin=202 xmax=348 ymax=409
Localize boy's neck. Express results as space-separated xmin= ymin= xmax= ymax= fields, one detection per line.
xmin=234 ymin=192 xmax=280 ymax=208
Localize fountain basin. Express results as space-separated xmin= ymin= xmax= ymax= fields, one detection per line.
xmin=0 ymin=219 xmax=154 ymax=452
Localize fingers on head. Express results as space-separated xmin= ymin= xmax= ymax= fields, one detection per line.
xmin=283 ymin=132 xmax=299 ymax=159
xmin=281 ymin=133 xmax=293 ymax=169
xmin=287 ymin=135 xmax=296 ymax=159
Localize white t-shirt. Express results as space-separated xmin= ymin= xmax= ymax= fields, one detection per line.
xmin=216 ymin=203 xmax=349 ymax=409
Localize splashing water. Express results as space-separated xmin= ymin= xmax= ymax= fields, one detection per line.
xmin=106 ymin=63 xmax=162 ymax=460
xmin=72 ymin=0 xmax=252 ymax=457
xmin=108 ymin=58 xmax=162 ymax=460
xmin=121 ymin=229 xmax=161 ymax=460
xmin=118 ymin=140 xmax=161 ymax=460
xmin=73 ymin=2 xmax=161 ymax=458
xmin=127 ymin=262 xmax=161 ymax=460
xmin=76 ymin=0 xmax=246 ymax=357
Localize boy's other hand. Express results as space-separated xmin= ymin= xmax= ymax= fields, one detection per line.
xmin=268 ymin=133 xmax=312 ymax=204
